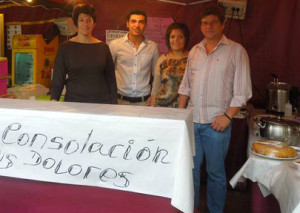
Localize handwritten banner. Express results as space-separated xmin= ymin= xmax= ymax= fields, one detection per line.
xmin=0 ymin=101 xmax=191 ymax=199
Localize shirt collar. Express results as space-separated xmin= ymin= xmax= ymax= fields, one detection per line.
xmin=197 ymin=34 xmax=229 ymax=50
xmin=123 ymin=33 xmax=148 ymax=44
xmin=218 ymin=34 xmax=230 ymax=45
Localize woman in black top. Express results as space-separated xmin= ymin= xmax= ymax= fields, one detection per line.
xmin=51 ymin=4 xmax=117 ymax=104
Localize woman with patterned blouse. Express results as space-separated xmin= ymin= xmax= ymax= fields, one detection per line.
xmin=150 ymin=23 xmax=189 ymax=107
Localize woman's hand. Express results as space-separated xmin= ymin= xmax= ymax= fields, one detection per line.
xmin=146 ymin=96 xmax=152 ymax=106
xmin=149 ymin=95 xmax=156 ymax=106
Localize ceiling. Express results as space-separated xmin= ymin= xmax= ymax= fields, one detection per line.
xmin=45 ymin=0 xmax=214 ymax=6
xmin=153 ymin=0 xmax=214 ymax=6
xmin=1 ymin=0 xmax=74 ymax=12
xmin=2 ymin=0 xmax=214 ymax=12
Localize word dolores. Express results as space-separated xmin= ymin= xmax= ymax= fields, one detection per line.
xmin=0 ymin=150 xmax=131 ymax=188
xmin=1 ymin=123 xmax=170 ymax=164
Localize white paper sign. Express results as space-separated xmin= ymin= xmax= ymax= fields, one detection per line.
xmin=6 ymin=25 xmax=22 ymax=50
xmin=0 ymin=104 xmax=185 ymax=198
xmin=0 ymin=99 xmax=195 ymax=213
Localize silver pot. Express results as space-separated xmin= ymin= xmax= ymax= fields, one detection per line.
xmin=254 ymin=116 xmax=300 ymax=146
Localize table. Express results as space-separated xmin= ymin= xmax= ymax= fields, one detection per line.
xmin=230 ymin=153 xmax=300 ymax=213
xmin=0 ymin=98 xmax=195 ymax=213
xmin=230 ymin=109 xmax=300 ymax=213
xmin=230 ymin=110 xmax=300 ymax=213
xmin=225 ymin=116 xmax=249 ymax=182
xmin=0 ymin=176 xmax=181 ymax=213
xmin=257 ymin=160 xmax=300 ymax=213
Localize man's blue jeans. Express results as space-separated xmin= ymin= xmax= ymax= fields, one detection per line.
xmin=193 ymin=122 xmax=231 ymax=213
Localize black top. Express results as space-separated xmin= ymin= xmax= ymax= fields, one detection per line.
xmin=51 ymin=41 xmax=117 ymax=104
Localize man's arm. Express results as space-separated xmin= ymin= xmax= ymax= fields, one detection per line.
xmin=230 ymin=46 xmax=252 ymax=108
xmin=212 ymin=45 xmax=252 ymax=132
xmin=211 ymin=107 xmax=241 ymax=132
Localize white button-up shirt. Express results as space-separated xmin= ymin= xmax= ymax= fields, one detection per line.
xmin=178 ymin=35 xmax=252 ymax=123
xmin=109 ymin=34 xmax=159 ymax=97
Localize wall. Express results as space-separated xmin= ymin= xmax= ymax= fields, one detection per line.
xmin=90 ymin=0 xmax=300 ymax=108
xmin=1 ymin=0 xmax=300 ymax=108
xmin=0 ymin=2 xmax=67 ymax=80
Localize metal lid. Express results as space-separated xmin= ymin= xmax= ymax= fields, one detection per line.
xmin=267 ymin=82 xmax=290 ymax=91
xmin=261 ymin=117 xmax=300 ymax=126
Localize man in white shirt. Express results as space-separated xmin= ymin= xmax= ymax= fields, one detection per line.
xmin=178 ymin=5 xmax=252 ymax=213
xmin=109 ymin=9 xmax=159 ymax=106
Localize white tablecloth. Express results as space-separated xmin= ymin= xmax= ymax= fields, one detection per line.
xmin=0 ymin=98 xmax=195 ymax=213
xmin=257 ymin=161 xmax=300 ymax=213
xmin=230 ymin=108 xmax=300 ymax=213
xmin=230 ymin=147 xmax=300 ymax=213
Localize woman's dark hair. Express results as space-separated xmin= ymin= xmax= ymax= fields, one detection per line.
xmin=199 ymin=4 xmax=226 ymax=24
xmin=126 ymin=9 xmax=147 ymax=23
xmin=72 ymin=4 xmax=97 ymax=27
xmin=165 ymin=22 xmax=190 ymax=50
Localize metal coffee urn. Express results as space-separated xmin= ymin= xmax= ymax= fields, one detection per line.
xmin=266 ymin=74 xmax=290 ymax=113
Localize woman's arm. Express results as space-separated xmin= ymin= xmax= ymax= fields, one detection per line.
xmin=50 ymin=45 xmax=67 ymax=101
xmin=104 ymin=44 xmax=118 ymax=104
xmin=150 ymin=55 xmax=165 ymax=106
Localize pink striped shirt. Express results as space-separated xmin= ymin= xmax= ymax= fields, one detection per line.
xmin=178 ymin=35 xmax=252 ymax=123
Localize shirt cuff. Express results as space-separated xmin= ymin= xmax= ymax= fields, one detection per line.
xmin=178 ymin=88 xmax=190 ymax=97
xmin=229 ymin=96 xmax=248 ymax=107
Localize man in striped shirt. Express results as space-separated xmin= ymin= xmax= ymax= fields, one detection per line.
xmin=178 ymin=4 xmax=252 ymax=213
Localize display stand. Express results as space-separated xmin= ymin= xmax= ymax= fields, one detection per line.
xmin=11 ymin=34 xmax=59 ymax=88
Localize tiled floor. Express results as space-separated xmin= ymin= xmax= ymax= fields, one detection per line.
xmin=198 ymin=182 xmax=251 ymax=213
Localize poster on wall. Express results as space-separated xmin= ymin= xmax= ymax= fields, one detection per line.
xmin=7 ymin=25 xmax=22 ymax=50
xmin=144 ymin=17 xmax=174 ymax=54
xmin=106 ymin=30 xmax=128 ymax=45
xmin=105 ymin=17 xmax=173 ymax=54
xmin=14 ymin=52 xmax=34 ymax=85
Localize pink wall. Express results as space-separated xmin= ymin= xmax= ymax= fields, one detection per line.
xmin=90 ymin=0 xmax=300 ymax=108
xmin=1 ymin=0 xmax=299 ymax=108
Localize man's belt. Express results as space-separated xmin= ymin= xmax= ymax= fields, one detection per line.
xmin=117 ymin=94 xmax=150 ymax=103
